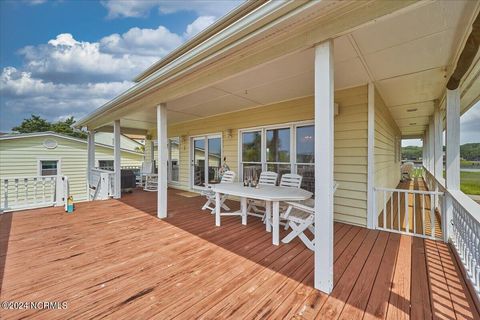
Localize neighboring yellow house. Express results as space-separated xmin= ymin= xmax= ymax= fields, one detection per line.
xmin=0 ymin=132 xmax=143 ymax=205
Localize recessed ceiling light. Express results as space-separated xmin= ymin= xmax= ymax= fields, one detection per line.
xmin=407 ymin=108 xmax=418 ymax=112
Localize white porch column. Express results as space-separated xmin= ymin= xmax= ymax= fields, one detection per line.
xmin=433 ymin=102 xmax=443 ymax=180
xmin=446 ymin=88 xmax=460 ymax=190
xmin=157 ymin=103 xmax=168 ymax=218
xmin=367 ymin=82 xmax=375 ymax=229
xmin=444 ymin=88 xmax=460 ymax=242
xmin=424 ymin=130 xmax=429 ymax=170
xmin=314 ymin=39 xmax=334 ymax=294
xmin=87 ymin=129 xmax=95 ymax=200
xmin=428 ymin=117 xmax=435 ymax=174
xmin=113 ymin=120 xmax=121 ymax=199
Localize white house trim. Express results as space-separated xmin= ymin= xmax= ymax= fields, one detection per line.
xmin=113 ymin=120 xmax=121 ymax=199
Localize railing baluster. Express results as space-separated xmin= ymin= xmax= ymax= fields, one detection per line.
xmin=405 ymin=192 xmax=409 ymax=233
xmin=34 ymin=178 xmax=38 ymax=203
xmin=431 ymin=193 xmax=435 ymax=238
xmin=383 ymin=191 xmax=386 ymax=229
xmin=397 ymin=191 xmax=401 ymax=232
xmin=3 ymin=179 xmax=8 ymax=209
xmin=15 ymin=178 xmax=19 ymax=206
xmin=422 ymin=194 xmax=426 ymax=236
xmin=42 ymin=178 xmax=46 ymax=204
xmin=390 ymin=191 xmax=393 ymax=229
xmin=24 ymin=178 xmax=28 ymax=206
xmin=413 ymin=192 xmax=416 ymax=235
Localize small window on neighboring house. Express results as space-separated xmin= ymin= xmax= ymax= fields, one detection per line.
xmin=40 ymin=160 xmax=58 ymax=176
xmin=98 ymin=160 xmax=114 ymax=171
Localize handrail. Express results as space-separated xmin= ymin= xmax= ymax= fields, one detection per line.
xmin=374 ymin=186 xmax=443 ymax=196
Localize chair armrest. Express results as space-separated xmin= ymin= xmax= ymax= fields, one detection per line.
xmin=284 ymin=201 xmax=314 ymax=214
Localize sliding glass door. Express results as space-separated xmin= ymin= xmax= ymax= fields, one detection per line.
xmin=191 ymin=134 xmax=222 ymax=189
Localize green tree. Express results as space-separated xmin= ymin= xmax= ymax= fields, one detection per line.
xmin=12 ymin=115 xmax=86 ymax=139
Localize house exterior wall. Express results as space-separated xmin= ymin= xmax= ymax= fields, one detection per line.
xmin=153 ymin=85 xmax=369 ymax=226
xmin=374 ymin=89 xmax=402 ymax=216
xmin=0 ymin=136 xmax=143 ymax=203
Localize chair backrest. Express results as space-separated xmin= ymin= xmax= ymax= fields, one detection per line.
xmin=280 ymin=173 xmax=302 ymax=188
xmin=220 ymin=171 xmax=236 ymax=183
xmin=141 ymin=162 xmax=153 ymax=174
xmin=258 ymin=171 xmax=278 ymax=186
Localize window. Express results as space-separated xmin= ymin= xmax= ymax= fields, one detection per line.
xmin=239 ymin=122 xmax=315 ymax=192
xmin=241 ymin=131 xmax=262 ymax=181
xmin=98 ymin=160 xmax=114 ymax=171
xmin=40 ymin=160 xmax=58 ymax=176
xmin=168 ymin=137 xmax=180 ymax=182
xmin=296 ymin=125 xmax=314 ymax=192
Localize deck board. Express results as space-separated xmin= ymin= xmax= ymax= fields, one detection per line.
xmin=0 ymin=188 xmax=478 ymax=319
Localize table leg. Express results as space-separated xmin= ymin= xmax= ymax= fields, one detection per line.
xmin=215 ymin=192 xmax=221 ymax=226
xmin=265 ymin=200 xmax=272 ymax=232
xmin=241 ymin=197 xmax=247 ymax=225
xmin=272 ymin=201 xmax=279 ymax=245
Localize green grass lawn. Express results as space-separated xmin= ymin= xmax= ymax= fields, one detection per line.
xmin=460 ymin=171 xmax=480 ymax=195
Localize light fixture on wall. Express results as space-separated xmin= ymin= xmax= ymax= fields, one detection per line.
xmin=225 ymin=129 xmax=233 ymax=139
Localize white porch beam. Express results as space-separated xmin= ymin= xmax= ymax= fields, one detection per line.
xmin=367 ymin=82 xmax=375 ymax=229
xmin=87 ymin=129 xmax=95 ymax=201
xmin=433 ymin=102 xmax=443 ymax=180
xmin=314 ymin=39 xmax=334 ymax=294
xmin=157 ymin=103 xmax=168 ymax=219
xmin=113 ymin=120 xmax=121 ymax=199
xmin=446 ymin=89 xmax=460 ymax=190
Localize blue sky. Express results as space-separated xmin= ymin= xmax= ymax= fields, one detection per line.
xmin=0 ymin=0 xmax=478 ymax=145
xmin=0 ymin=0 xmax=240 ymax=132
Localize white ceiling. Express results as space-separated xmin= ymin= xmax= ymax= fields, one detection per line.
xmin=122 ymin=0 xmax=478 ymax=137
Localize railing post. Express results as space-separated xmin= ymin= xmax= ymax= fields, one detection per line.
xmin=55 ymin=176 xmax=65 ymax=207
xmin=2 ymin=179 xmax=8 ymax=212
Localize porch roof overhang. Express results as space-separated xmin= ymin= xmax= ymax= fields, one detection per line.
xmin=75 ymin=0 xmax=480 ymax=139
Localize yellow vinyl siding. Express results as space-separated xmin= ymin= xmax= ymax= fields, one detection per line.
xmin=150 ymin=85 xmax=369 ymax=226
xmin=374 ymin=89 xmax=401 ymax=216
xmin=0 ymin=136 xmax=143 ymax=203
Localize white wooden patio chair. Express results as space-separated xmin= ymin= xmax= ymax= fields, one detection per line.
xmin=281 ymin=183 xmax=339 ymax=250
xmin=138 ymin=161 xmax=154 ymax=187
xmin=201 ymin=171 xmax=236 ymax=213
xmin=247 ymin=171 xmax=278 ymax=218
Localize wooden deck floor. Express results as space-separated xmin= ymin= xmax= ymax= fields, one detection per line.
xmin=1 ymin=189 xmax=478 ymax=319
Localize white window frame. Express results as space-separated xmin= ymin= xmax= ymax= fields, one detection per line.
xmin=238 ymin=120 xmax=314 ymax=181
xmin=37 ymin=158 xmax=62 ymax=176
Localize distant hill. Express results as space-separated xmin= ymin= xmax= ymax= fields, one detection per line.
xmin=460 ymin=143 xmax=480 ymax=161
xmin=401 ymin=143 xmax=480 ymax=161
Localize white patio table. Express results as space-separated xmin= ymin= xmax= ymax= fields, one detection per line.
xmin=211 ymin=182 xmax=312 ymax=245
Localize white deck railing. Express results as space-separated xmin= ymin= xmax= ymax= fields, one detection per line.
xmin=88 ymin=168 xmax=115 ymax=200
xmin=1 ymin=175 xmax=69 ymax=212
xmin=421 ymin=166 xmax=480 ymax=299
xmin=374 ymin=186 xmax=444 ymax=239
xmin=449 ymin=190 xmax=480 ymax=298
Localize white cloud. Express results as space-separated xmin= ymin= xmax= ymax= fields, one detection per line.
xmin=101 ymin=0 xmax=242 ymax=19
xmin=26 ymin=0 xmax=47 ymax=5
xmin=184 ymin=16 xmax=216 ymax=39
xmin=0 ymin=67 xmax=133 ymax=131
